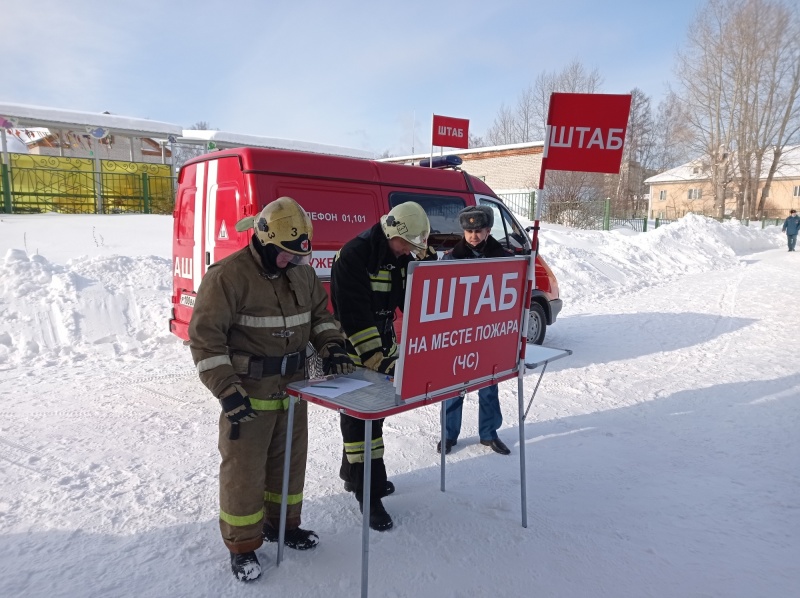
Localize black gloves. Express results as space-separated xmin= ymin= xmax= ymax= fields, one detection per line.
xmin=219 ymin=384 xmax=258 ymax=423
xmin=321 ymin=343 xmax=356 ymax=375
xmin=361 ymin=348 xmax=397 ymax=375
xmin=376 ymin=355 xmax=397 ymax=375
xmin=422 ymin=245 xmax=439 ymax=261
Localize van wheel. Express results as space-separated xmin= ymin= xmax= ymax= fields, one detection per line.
xmin=527 ymin=303 xmax=547 ymax=345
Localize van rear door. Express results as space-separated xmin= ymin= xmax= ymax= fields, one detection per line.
xmin=205 ymin=157 xmax=249 ymax=267
xmin=170 ymin=156 xmax=249 ymax=340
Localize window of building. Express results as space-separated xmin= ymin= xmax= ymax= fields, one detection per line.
xmin=688 ymin=188 xmax=702 ymax=200
xmin=794 ymin=185 xmax=800 ymax=197
xmin=658 ymin=190 xmax=667 ymax=201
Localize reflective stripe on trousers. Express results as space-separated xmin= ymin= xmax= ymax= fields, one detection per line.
xmin=343 ymin=437 xmax=385 ymax=464
xmin=218 ymin=401 xmax=309 ymax=553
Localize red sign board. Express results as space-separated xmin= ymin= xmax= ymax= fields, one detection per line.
xmin=396 ymin=257 xmax=529 ymax=401
xmin=432 ymin=114 xmax=469 ymax=149
xmin=543 ymin=93 xmax=632 ymax=176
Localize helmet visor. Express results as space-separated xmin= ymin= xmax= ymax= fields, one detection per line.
xmin=276 ymin=248 xmax=312 ymax=268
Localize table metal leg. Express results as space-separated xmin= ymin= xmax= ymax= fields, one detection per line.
xmin=517 ymin=373 xmax=528 ymax=528
xmin=361 ymin=419 xmax=372 ymax=598
xmin=276 ymin=396 xmax=296 ymax=566
xmin=440 ymin=400 xmax=447 ymax=491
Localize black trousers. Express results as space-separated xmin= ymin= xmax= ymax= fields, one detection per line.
xmin=339 ymin=413 xmax=388 ymax=503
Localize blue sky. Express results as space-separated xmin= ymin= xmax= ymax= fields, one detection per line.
xmin=2 ymin=0 xmax=702 ymax=156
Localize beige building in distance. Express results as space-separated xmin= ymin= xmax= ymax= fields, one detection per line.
xmin=645 ymin=146 xmax=800 ymax=220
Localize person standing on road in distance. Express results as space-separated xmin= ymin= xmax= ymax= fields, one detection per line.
xmin=189 ymin=196 xmax=355 ymax=582
xmin=782 ymin=208 xmax=799 ymax=251
xmin=330 ymin=201 xmax=435 ymax=531
xmin=437 ymin=205 xmax=513 ymax=457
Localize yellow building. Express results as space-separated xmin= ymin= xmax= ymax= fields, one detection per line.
xmin=645 ymin=146 xmax=800 ymax=220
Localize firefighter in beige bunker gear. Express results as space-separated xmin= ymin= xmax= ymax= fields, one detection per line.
xmin=189 ymin=196 xmax=354 ymax=582
xmin=330 ymin=201 xmax=435 ymax=532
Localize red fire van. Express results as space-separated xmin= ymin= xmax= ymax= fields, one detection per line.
xmin=170 ymin=148 xmax=561 ymax=344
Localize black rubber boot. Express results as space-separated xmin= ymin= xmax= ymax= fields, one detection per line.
xmin=230 ymin=551 xmax=261 ymax=581
xmin=436 ymin=439 xmax=457 ymax=454
xmin=263 ymin=524 xmax=320 ymax=550
xmin=359 ymin=497 xmax=394 ymax=531
xmin=344 ymin=480 xmax=395 ymax=497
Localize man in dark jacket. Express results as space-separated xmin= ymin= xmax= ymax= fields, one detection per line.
xmin=330 ymin=201 xmax=433 ymax=531
xmin=189 ymin=197 xmax=355 ymax=581
xmin=436 ymin=205 xmax=513 ymax=456
xmin=782 ymin=209 xmax=799 ymax=251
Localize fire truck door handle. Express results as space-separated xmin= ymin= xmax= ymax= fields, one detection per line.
xmin=206 ymin=252 xmax=211 ymax=265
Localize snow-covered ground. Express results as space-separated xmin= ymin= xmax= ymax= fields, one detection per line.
xmin=0 ymin=213 xmax=797 ymax=598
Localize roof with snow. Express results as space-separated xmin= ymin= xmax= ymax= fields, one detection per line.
xmin=645 ymin=145 xmax=800 ymax=184
xmin=0 ymin=102 xmax=374 ymax=160
xmin=0 ymin=102 xmax=183 ymax=138
xmin=180 ymin=130 xmax=374 ymax=159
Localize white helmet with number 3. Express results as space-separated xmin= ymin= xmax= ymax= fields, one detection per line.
xmin=254 ymin=196 xmax=313 ymax=255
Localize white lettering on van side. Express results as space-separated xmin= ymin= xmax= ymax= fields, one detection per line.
xmin=309 ymin=212 xmax=338 ymax=222
xmin=309 ymin=256 xmax=335 ymax=270
xmin=174 ymin=257 xmax=193 ymax=279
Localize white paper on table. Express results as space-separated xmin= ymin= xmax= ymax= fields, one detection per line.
xmin=306 ymin=378 xmax=373 ymax=398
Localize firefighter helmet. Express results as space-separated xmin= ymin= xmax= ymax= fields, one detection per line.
xmin=380 ymin=201 xmax=430 ymax=258
xmin=254 ymin=197 xmax=313 ymax=255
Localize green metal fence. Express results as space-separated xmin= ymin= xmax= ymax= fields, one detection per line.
xmin=1 ymin=165 xmax=175 ymax=214
xmin=1 ymin=163 xmax=11 ymax=214
xmin=497 ymin=192 xmax=537 ymax=220
xmin=498 ymin=193 xmax=613 ymax=230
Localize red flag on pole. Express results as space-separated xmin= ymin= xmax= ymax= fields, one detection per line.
xmin=431 ymin=114 xmax=469 ymax=149
xmin=539 ymin=93 xmax=632 ymax=187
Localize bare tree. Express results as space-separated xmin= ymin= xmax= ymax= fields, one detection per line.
xmin=483 ymin=60 xmax=607 ymax=218
xmin=485 ymin=60 xmax=603 ymax=146
xmin=676 ymin=0 xmax=800 ymax=218
xmin=735 ymin=1 xmax=800 ymax=216
xmin=191 ymin=121 xmax=212 ymax=131
xmin=529 ymin=61 xmax=605 ymax=211
xmin=173 ymin=121 xmax=217 ymax=169
xmin=485 ymin=103 xmax=519 ymax=146
xmin=468 ymin=132 xmax=485 ymax=149
xmin=652 ymin=91 xmax=693 ymax=171
xmin=608 ymin=88 xmax=656 ymax=217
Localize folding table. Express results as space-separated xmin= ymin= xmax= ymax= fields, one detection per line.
xmin=275 ymin=343 xmax=571 ymax=598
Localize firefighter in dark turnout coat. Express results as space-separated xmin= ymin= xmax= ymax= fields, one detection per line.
xmin=330 ymin=201 xmax=433 ymax=531
xmin=189 ymin=197 xmax=355 ymax=582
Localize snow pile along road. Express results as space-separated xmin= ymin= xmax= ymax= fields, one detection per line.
xmin=0 ymin=213 xmax=783 ymax=368
xmin=537 ymin=213 xmax=782 ymax=305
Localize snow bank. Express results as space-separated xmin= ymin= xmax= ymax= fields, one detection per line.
xmin=537 ymin=214 xmax=782 ymax=306
xmin=0 ymin=213 xmax=784 ymax=365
